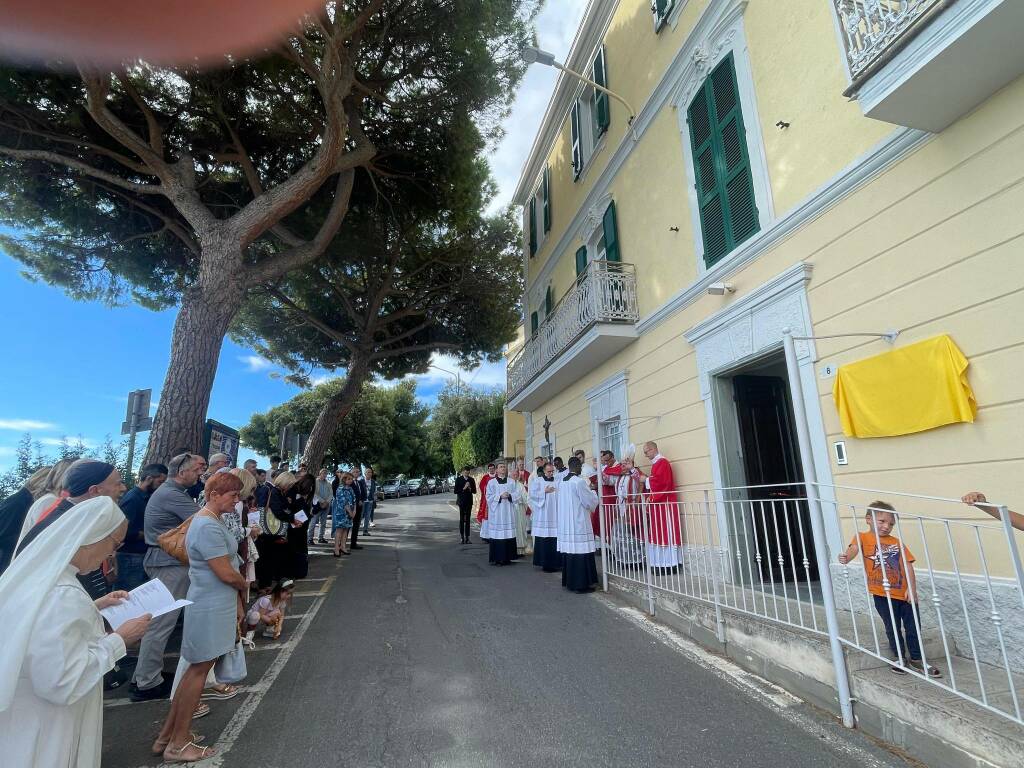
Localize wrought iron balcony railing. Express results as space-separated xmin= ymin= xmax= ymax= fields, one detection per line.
xmin=833 ymin=0 xmax=944 ymax=80
xmin=508 ymin=260 xmax=639 ymax=399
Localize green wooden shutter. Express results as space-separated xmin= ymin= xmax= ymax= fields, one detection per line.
xmin=602 ymin=201 xmax=620 ymax=262
xmin=593 ymin=46 xmax=609 ymax=139
xmin=575 ymin=246 xmax=588 ymax=277
xmin=542 ymin=166 xmax=551 ymax=233
xmin=654 ymin=0 xmax=673 ymax=28
xmin=686 ymin=53 xmax=759 ymax=267
xmin=571 ymin=101 xmax=583 ymax=179
xmin=528 ymin=197 xmax=537 ymax=257
xmin=545 ymin=286 xmax=553 ymax=316
xmin=530 ymin=311 xmax=539 ymax=337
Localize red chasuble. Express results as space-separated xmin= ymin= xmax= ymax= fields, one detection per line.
xmin=647 ymin=456 xmax=682 ymax=545
xmin=596 ymin=463 xmax=624 ymax=540
xmin=477 ymin=473 xmax=491 ymax=522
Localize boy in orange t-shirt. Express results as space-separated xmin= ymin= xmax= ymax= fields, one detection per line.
xmin=838 ymin=501 xmax=941 ymax=678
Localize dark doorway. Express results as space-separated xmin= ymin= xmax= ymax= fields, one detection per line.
xmin=732 ymin=373 xmax=818 ymax=582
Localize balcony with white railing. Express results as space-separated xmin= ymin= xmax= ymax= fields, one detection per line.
xmin=506 ymin=260 xmax=639 ymax=411
xmin=832 ymin=0 xmax=1024 ymax=132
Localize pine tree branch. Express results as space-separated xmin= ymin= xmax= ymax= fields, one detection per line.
xmin=0 ymin=146 xmax=164 ymax=194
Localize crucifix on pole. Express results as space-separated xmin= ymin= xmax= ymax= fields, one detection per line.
xmin=542 ymin=415 xmax=552 ymax=460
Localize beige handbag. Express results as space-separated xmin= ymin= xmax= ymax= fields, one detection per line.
xmin=157 ymin=513 xmax=195 ymax=565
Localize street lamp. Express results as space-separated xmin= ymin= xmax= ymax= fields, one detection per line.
xmin=430 ymin=364 xmax=462 ymax=395
xmin=522 ymin=44 xmax=638 ymax=141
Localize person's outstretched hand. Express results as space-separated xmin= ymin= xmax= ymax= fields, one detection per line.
xmin=115 ymin=613 xmax=152 ymax=646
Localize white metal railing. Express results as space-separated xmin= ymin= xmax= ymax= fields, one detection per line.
xmin=833 ymin=0 xmax=943 ymax=79
xmin=508 ymin=261 xmax=638 ymax=398
xmin=596 ymin=480 xmax=1024 ymax=726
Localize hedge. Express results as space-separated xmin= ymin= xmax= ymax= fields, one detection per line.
xmin=451 ymin=415 xmax=503 ymax=470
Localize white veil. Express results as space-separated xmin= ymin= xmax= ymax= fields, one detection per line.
xmin=0 ymin=495 xmax=125 ymax=711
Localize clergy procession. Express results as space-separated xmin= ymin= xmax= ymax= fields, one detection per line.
xmin=471 ymin=442 xmax=681 ymax=594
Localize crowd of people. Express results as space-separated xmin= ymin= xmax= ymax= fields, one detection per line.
xmin=0 ymin=451 xmax=381 ymax=766
xmin=459 ymin=442 xmax=681 ymax=594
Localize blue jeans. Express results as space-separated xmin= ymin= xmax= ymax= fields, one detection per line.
xmin=308 ymin=507 xmax=329 ymax=541
xmin=873 ymin=595 xmax=922 ymax=660
xmin=362 ymin=500 xmax=376 ymax=534
xmin=114 ymin=552 xmax=147 ymax=592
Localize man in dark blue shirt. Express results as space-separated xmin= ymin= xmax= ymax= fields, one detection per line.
xmin=350 ymin=466 xmax=367 ymax=550
xmin=116 ymin=463 xmax=167 ymax=591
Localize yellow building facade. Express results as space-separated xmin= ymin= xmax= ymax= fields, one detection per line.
xmin=506 ymin=0 xmax=1024 ymax=575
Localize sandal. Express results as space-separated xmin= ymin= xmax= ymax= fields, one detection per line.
xmin=152 ymin=732 xmax=205 ymax=755
xmin=164 ymin=741 xmax=216 ymax=763
xmin=192 ymin=702 xmax=211 ymax=720
xmin=201 ymin=684 xmax=239 ymax=700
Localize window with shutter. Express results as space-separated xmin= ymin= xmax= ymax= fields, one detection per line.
xmin=542 ymin=166 xmax=551 ymax=233
xmin=653 ymin=0 xmax=673 ymax=30
xmin=530 ymin=311 xmax=539 ymax=338
xmin=602 ymin=201 xmax=620 ymax=262
xmin=575 ymin=246 xmax=588 ymax=277
xmin=570 ymin=102 xmax=583 ymax=180
xmin=545 ymin=286 xmax=553 ymax=316
xmin=686 ymin=53 xmax=759 ymax=267
xmin=528 ymin=197 xmax=537 ymax=257
xmin=593 ymin=46 xmax=609 ymax=139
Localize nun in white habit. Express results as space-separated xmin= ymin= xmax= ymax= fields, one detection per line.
xmin=484 ymin=462 xmax=520 ymax=566
xmin=555 ymin=457 xmax=601 ymax=593
xmin=529 ymin=461 xmax=561 ymax=572
xmin=0 ymin=496 xmax=152 ymax=768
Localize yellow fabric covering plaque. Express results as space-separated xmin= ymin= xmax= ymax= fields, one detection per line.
xmin=833 ymin=334 xmax=977 ymax=438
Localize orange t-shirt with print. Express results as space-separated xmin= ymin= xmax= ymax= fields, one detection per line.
xmin=853 ymin=531 xmax=915 ymax=602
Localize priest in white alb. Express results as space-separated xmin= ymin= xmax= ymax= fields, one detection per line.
xmin=485 ymin=462 xmax=520 ymax=566
xmin=529 ymin=461 xmax=561 ymax=572
xmin=642 ymin=440 xmax=683 ymax=570
xmin=0 ymin=497 xmax=152 ymax=768
xmin=556 ymin=456 xmax=601 ymax=593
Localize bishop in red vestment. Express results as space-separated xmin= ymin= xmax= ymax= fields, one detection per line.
xmin=642 ymin=441 xmax=682 ymax=568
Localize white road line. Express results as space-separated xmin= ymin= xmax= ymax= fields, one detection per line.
xmin=595 ymin=595 xmax=899 ymax=767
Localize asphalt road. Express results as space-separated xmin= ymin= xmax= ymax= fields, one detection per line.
xmin=103 ymin=494 xmax=912 ymax=768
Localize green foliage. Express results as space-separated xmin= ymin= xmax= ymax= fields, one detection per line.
xmin=0 ymin=432 xmax=129 ymax=500
xmin=426 ymin=383 xmax=504 ymax=475
xmin=239 ymin=379 xmax=433 ymax=479
xmin=451 ymin=416 xmax=503 ymax=471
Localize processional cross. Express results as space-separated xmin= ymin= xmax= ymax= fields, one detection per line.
xmin=542 ymin=415 xmax=551 ymax=459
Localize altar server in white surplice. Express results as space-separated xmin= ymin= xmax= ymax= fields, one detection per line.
xmin=556 ymin=457 xmax=601 ymax=593
xmin=529 ymin=462 xmax=561 ymax=572
xmin=0 ymin=497 xmax=152 ymax=768
xmin=485 ymin=462 xmax=520 ymax=566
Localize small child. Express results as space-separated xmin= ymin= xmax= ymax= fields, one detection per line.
xmin=244 ymin=579 xmax=294 ymax=642
xmin=838 ymin=501 xmax=941 ymax=678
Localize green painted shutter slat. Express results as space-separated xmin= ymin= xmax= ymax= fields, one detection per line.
xmin=654 ymin=0 xmax=672 ymax=29
xmin=528 ymin=197 xmax=537 ymax=257
xmin=571 ymin=102 xmax=582 ymax=179
xmin=602 ymin=201 xmax=620 ymax=262
xmin=545 ymin=286 xmax=553 ymax=316
xmin=686 ymin=53 xmax=759 ymax=268
xmin=530 ymin=311 xmax=539 ymax=337
xmin=575 ymin=246 xmax=588 ymax=277
xmin=593 ymin=46 xmax=609 ymax=138
xmin=542 ymin=166 xmax=551 ymax=233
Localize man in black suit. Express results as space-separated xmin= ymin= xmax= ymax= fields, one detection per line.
xmin=350 ymin=466 xmax=367 ymax=550
xmin=454 ymin=466 xmax=477 ymax=545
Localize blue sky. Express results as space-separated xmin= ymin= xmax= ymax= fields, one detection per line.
xmin=0 ymin=1 xmax=586 ymax=472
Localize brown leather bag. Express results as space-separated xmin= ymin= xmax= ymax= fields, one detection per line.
xmin=157 ymin=513 xmax=195 ymax=565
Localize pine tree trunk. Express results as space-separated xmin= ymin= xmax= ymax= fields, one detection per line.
xmin=143 ymin=259 xmax=246 ymax=464
xmin=302 ymin=353 xmax=371 ymax=469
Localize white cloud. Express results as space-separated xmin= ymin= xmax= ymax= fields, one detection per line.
xmin=489 ymin=0 xmax=589 ymax=212
xmin=310 ymin=374 xmax=333 ymax=388
xmin=0 ymin=418 xmax=57 ymax=431
xmin=239 ymin=355 xmax=275 ymax=373
xmin=396 ymin=353 xmax=507 ymax=392
xmin=39 ymin=437 xmax=96 ymax=449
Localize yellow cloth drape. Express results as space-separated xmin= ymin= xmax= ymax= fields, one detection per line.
xmin=833 ymin=334 xmax=976 ymax=438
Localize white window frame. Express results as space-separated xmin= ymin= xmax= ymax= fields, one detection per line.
xmin=670 ymin=8 xmax=774 ymax=276
xmin=529 ymin=174 xmax=547 ymax=254
xmin=598 ymin=416 xmax=623 ymax=458
xmin=586 ymin=370 xmax=630 ymax=466
xmin=577 ymin=192 xmax=615 ymax=271
xmin=571 ymin=49 xmax=610 ymax=185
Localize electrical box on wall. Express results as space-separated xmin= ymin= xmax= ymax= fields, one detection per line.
xmin=834 ymin=441 xmax=848 ymax=466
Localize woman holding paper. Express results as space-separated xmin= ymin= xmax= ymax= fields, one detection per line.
xmin=0 ymin=496 xmax=151 ymax=768
xmin=154 ymin=472 xmax=247 ymax=762
xmin=255 ymin=471 xmax=297 ymax=588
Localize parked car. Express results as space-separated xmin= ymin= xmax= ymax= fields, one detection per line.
xmin=382 ymin=478 xmax=409 ymax=498
xmin=425 ymin=478 xmax=438 ymax=494
xmin=444 ymin=475 xmax=456 ymax=492
xmin=407 ymin=477 xmax=425 ymax=495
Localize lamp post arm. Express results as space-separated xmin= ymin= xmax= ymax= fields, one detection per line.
xmin=549 ymin=60 xmax=638 ymax=138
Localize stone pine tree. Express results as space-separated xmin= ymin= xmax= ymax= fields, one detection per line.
xmin=232 ymin=203 xmax=522 ymax=469
xmin=0 ymin=1 xmax=536 ymax=462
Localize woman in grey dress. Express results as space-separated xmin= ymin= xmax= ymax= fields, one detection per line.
xmin=154 ymin=472 xmax=247 ymax=763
